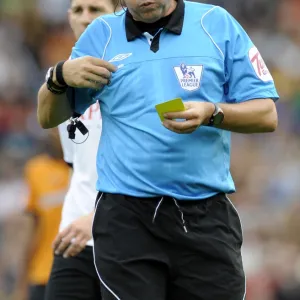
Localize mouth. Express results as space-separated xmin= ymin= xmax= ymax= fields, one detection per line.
xmin=140 ymin=1 xmax=156 ymax=7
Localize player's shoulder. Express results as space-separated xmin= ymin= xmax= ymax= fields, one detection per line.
xmin=184 ymin=1 xmax=230 ymax=22
xmin=25 ymin=154 xmax=48 ymax=167
xmin=24 ymin=155 xmax=49 ymax=174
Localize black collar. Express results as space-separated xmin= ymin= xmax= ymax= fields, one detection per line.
xmin=125 ymin=0 xmax=185 ymax=42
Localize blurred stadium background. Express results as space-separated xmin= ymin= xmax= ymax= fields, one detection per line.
xmin=0 ymin=0 xmax=300 ymax=299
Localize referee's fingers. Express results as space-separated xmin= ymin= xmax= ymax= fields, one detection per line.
xmin=79 ymin=79 xmax=104 ymax=89
xmin=163 ymin=119 xmax=199 ymax=133
xmin=164 ymin=109 xmax=196 ymax=120
xmin=83 ymin=73 xmax=109 ymax=86
xmin=88 ymin=66 xmax=112 ymax=79
xmin=88 ymin=57 xmax=117 ymax=72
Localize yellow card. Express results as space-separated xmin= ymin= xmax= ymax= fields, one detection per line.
xmin=155 ymin=98 xmax=185 ymax=121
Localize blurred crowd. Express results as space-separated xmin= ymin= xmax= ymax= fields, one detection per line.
xmin=0 ymin=0 xmax=300 ymax=299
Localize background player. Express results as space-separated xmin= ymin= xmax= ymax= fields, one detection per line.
xmin=44 ymin=1 xmax=119 ymax=299
xmin=16 ymin=128 xmax=69 ymax=300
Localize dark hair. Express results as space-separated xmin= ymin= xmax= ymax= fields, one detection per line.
xmin=114 ymin=0 xmax=126 ymax=15
xmin=114 ymin=0 xmax=120 ymax=13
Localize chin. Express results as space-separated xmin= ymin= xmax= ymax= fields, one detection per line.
xmin=141 ymin=13 xmax=162 ymax=23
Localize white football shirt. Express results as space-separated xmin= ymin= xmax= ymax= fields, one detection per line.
xmin=58 ymin=102 xmax=101 ymax=246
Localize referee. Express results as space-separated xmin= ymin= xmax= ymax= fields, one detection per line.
xmin=37 ymin=0 xmax=279 ymax=299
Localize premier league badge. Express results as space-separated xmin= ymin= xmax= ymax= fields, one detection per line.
xmin=174 ymin=63 xmax=203 ymax=91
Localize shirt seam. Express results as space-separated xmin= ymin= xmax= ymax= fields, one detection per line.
xmin=110 ymin=55 xmax=223 ymax=66
xmin=200 ymin=6 xmax=225 ymax=59
xmin=97 ymin=18 xmax=112 ymax=60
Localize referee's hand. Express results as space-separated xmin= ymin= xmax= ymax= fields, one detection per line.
xmin=163 ymin=101 xmax=215 ymax=134
xmin=53 ymin=212 xmax=93 ymax=258
xmin=61 ymin=56 xmax=117 ymax=89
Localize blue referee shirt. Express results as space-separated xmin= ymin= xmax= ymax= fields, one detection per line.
xmin=68 ymin=0 xmax=279 ymax=200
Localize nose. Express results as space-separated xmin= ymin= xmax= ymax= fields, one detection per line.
xmin=80 ymin=9 xmax=93 ymax=27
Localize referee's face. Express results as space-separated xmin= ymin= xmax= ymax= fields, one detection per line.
xmin=69 ymin=0 xmax=115 ymax=40
xmin=124 ymin=0 xmax=177 ymax=23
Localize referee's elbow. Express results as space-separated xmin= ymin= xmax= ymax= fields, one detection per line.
xmin=37 ymin=115 xmax=53 ymax=129
xmin=266 ymin=118 xmax=278 ymax=133
xmin=36 ymin=105 xmax=53 ymax=130
xmin=37 ymin=109 xmax=64 ymax=129
xmin=37 ymin=103 xmax=60 ymax=129
xmin=265 ymin=102 xmax=278 ymax=132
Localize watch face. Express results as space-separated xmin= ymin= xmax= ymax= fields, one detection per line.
xmin=214 ymin=112 xmax=224 ymax=125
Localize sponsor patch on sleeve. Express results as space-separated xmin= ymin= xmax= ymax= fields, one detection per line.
xmin=248 ymin=46 xmax=273 ymax=82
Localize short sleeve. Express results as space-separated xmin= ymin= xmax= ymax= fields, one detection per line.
xmin=24 ymin=164 xmax=38 ymax=214
xmin=223 ymin=10 xmax=279 ymax=103
xmin=58 ymin=122 xmax=74 ymax=164
xmin=67 ymin=18 xmax=110 ymax=114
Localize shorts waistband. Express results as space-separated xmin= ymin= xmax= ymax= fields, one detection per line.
xmin=98 ymin=192 xmax=225 ymax=206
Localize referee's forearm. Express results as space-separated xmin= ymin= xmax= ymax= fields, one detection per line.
xmin=37 ymin=83 xmax=72 ymax=129
xmin=217 ymin=98 xmax=278 ymax=133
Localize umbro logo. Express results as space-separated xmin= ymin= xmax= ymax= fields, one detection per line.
xmin=109 ymin=53 xmax=132 ymax=63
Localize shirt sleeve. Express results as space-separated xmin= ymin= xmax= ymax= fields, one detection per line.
xmin=223 ymin=9 xmax=279 ymax=103
xmin=24 ymin=164 xmax=38 ymax=214
xmin=58 ymin=122 xmax=74 ymax=164
xmin=67 ymin=18 xmax=110 ymax=114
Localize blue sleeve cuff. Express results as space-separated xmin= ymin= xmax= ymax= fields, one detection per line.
xmin=227 ymin=89 xmax=279 ymax=104
xmin=66 ymin=87 xmax=96 ymax=115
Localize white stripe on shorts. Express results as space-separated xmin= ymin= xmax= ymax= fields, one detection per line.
xmin=92 ymin=193 xmax=121 ymax=300
xmin=226 ymin=195 xmax=246 ymax=300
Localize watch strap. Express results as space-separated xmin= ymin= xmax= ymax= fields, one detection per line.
xmin=208 ymin=104 xmax=217 ymax=126
xmin=55 ymin=61 xmax=67 ymax=86
xmin=47 ymin=67 xmax=67 ymax=95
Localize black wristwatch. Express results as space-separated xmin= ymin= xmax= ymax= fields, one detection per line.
xmin=46 ymin=66 xmax=67 ymax=95
xmin=55 ymin=61 xmax=67 ymax=86
xmin=208 ymin=104 xmax=224 ymax=126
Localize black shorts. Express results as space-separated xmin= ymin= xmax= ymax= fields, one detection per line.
xmin=93 ymin=192 xmax=245 ymax=300
xmin=28 ymin=285 xmax=46 ymax=300
xmin=44 ymin=246 xmax=101 ymax=300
